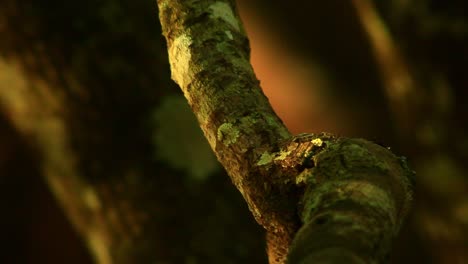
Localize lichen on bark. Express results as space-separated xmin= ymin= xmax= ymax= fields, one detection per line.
xmin=157 ymin=1 xmax=414 ymax=263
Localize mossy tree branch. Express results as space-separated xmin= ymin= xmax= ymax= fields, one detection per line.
xmin=157 ymin=1 xmax=414 ymax=264
xmin=157 ymin=1 xmax=299 ymax=260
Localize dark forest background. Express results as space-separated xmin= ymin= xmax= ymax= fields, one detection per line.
xmin=0 ymin=0 xmax=466 ymax=263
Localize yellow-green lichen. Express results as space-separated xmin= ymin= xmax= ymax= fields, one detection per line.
xmin=311 ymin=138 xmax=323 ymax=147
xmin=158 ymin=0 xmax=170 ymax=10
xmin=296 ymin=169 xmax=313 ymax=185
xmin=257 ymin=151 xmax=275 ymax=166
xmin=225 ymin=30 xmax=233 ymax=40
xmin=209 ymin=2 xmax=240 ymax=31
xmin=168 ymin=33 xmax=193 ymax=88
xmin=301 ymin=180 xmax=354 ymax=223
xmin=274 ymin=150 xmax=291 ymax=161
xmin=217 ymin=122 xmax=240 ymax=146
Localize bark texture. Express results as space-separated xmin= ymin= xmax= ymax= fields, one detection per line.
xmin=286 ymin=136 xmax=413 ymax=263
xmin=0 ymin=0 xmax=417 ymax=263
xmin=236 ymin=0 xmax=468 ymax=262
xmin=158 ymin=0 xmax=299 ymax=261
xmin=157 ymin=1 xmax=414 ymax=263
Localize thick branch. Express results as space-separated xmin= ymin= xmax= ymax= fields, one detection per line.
xmin=157 ymin=1 xmax=414 ymax=264
xmin=157 ymin=0 xmax=294 ymax=232
xmin=284 ymin=137 xmax=414 ymax=263
xmin=157 ymin=1 xmax=303 ymax=262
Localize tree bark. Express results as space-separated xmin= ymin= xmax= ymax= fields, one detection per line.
xmin=157 ymin=0 xmax=414 ymax=263
xmin=0 ymin=0 xmax=416 ymax=263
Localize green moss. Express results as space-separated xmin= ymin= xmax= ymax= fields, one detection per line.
xmin=217 ymin=122 xmax=240 ymax=146
xmin=265 ymin=114 xmax=290 ymax=139
xmin=208 ymin=2 xmax=240 ymax=32
xmin=257 ymin=151 xmax=275 ymax=166
xmin=350 ymin=182 xmax=395 ymax=220
xmin=345 ymin=143 xmax=369 ymax=158
xmin=224 ymin=30 xmax=233 ymax=40
xmin=342 ymin=143 xmax=389 ymax=172
xmin=301 ymin=179 xmax=397 ymax=226
xmin=301 ymin=183 xmax=333 ymax=223
xmin=239 ymin=115 xmax=257 ymax=128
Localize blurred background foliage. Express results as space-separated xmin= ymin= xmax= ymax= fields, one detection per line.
xmin=0 ymin=0 xmax=466 ymax=263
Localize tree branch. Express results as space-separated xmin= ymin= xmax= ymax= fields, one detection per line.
xmin=286 ymin=136 xmax=413 ymax=263
xmin=158 ymin=1 xmax=414 ymax=263
xmin=157 ymin=0 xmax=296 ymax=244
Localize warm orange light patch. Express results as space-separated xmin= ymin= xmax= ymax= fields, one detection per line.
xmin=238 ymin=3 xmax=348 ymax=134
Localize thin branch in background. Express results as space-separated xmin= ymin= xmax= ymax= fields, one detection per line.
xmin=352 ymin=0 xmax=420 ymax=139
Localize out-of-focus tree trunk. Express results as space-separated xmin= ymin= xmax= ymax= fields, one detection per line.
xmin=355 ymin=2 xmax=468 ymax=263
xmin=0 ymin=1 xmax=266 ymax=263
